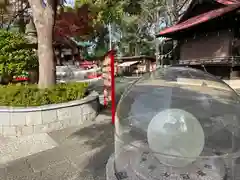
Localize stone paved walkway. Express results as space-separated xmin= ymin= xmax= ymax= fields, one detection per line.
xmin=0 ymin=109 xmax=113 ymax=180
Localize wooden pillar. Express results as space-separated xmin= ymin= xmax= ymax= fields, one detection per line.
xmin=146 ymin=58 xmax=150 ymax=72
xmin=59 ymin=47 xmax=63 ymax=65
xmin=71 ymin=48 xmax=74 ymax=65
xmin=60 ymin=47 xmax=65 ymax=65
xmin=56 ymin=47 xmax=62 ymax=66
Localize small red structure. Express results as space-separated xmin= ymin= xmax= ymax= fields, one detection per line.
xmin=158 ymin=0 xmax=240 ymax=79
xmin=80 ymin=60 xmax=94 ymax=69
xmin=102 ymin=50 xmax=116 ymax=124
xmin=87 ymin=73 xmax=102 ymax=79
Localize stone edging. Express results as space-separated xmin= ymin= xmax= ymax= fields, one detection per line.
xmin=0 ymin=91 xmax=100 ymax=137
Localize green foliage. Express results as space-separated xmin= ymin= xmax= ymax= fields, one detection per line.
xmin=0 ymin=82 xmax=89 ymax=107
xmin=75 ymin=0 xmax=124 ymax=24
xmin=123 ymin=0 xmax=142 ymax=15
xmin=117 ymin=0 xmax=165 ymax=56
xmin=70 ymin=0 xmax=166 ymax=57
xmin=0 ymin=30 xmax=38 ymax=77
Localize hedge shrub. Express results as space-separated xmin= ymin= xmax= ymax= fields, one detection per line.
xmin=0 ymin=82 xmax=89 ymax=107
xmin=0 ymin=30 xmax=38 ymax=78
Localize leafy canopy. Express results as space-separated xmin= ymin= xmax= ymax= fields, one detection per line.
xmin=75 ymin=0 xmax=125 ymax=24
xmin=0 ymin=30 xmax=38 ymax=77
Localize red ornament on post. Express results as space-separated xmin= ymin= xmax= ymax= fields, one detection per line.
xmin=102 ymin=50 xmax=116 ymax=125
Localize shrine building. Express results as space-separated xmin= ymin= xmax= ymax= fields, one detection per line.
xmin=157 ymin=0 xmax=240 ymax=80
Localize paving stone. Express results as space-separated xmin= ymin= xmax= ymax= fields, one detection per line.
xmin=6 ymin=158 xmax=34 ymax=176
xmin=0 ymin=133 xmax=57 ymax=165
xmin=69 ymin=146 xmax=105 ymax=169
xmin=0 ymin=167 xmax=6 ymax=180
xmin=27 ymin=142 xmax=94 ymax=172
xmin=71 ymin=144 xmax=113 ymax=171
xmin=89 ymin=145 xmax=113 ymax=170
xmin=48 ymin=126 xmax=83 ymax=145
xmin=70 ymin=170 xmax=96 ymax=180
xmin=6 ymin=161 xmax=79 ymax=180
xmin=91 ymin=168 xmax=106 ymax=180
xmin=6 ymin=171 xmax=40 ymax=180
xmin=27 ymin=148 xmax=67 ymax=172
xmin=72 ymin=169 xmax=106 ymax=180
xmin=38 ymin=160 xmax=79 ymax=180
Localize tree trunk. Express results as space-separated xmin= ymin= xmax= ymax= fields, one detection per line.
xmin=18 ymin=0 xmax=25 ymax=33
xmin=28 ymin=0 xmax=57 ymax=88
xmin=37 ymin=27 xmax=56 ymax=87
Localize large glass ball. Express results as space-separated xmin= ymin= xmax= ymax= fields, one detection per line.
xmin=147 ymin=108 xmax=205 ymax=167
xmin=115 ymin=66 xmax=240 ymax=176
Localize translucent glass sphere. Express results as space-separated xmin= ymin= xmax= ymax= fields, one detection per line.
xmin=147 ymin=108 xmax=205 ymax=167
xmin=113 ymin=67 xmax=240 ymax=180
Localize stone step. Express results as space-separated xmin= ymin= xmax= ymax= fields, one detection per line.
xmin=0 ymin=133 xmax=58 ymax=165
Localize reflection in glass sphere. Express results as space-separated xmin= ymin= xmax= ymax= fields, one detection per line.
xmin=147 ymin=108 xmax=205 ymax=167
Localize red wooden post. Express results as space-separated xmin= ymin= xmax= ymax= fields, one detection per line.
xmin=110 ymin=51 xmax=115 ymax=125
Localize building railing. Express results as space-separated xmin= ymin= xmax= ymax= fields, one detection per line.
xmin=178 ymin=56 xmax=240 ymax=65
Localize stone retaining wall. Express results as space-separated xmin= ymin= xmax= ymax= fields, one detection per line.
xmin=0 ymin=92 xmax=100 ymax=137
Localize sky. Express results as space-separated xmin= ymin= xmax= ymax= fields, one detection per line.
xmin=64 ymin=0 xmax=75 ymax=7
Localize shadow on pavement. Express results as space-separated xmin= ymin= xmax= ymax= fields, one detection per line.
xmin=99 ymin=107 xmax=112 ymax=117
xmin=71 ymin=118 xmax=114 ymax=180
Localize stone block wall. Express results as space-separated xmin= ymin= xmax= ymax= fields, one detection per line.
xmin=0 ymin=92 xmax=100 ymax=137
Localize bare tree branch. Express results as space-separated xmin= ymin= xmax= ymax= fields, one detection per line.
xmin=6 ymin=4 xmax=29 ymax=30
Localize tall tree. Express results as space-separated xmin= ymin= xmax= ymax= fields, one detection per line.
xmin=0 ymin=0 xmax=95 ymax=88
xmin=28 ymin=0 xmax=94 ymax=88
